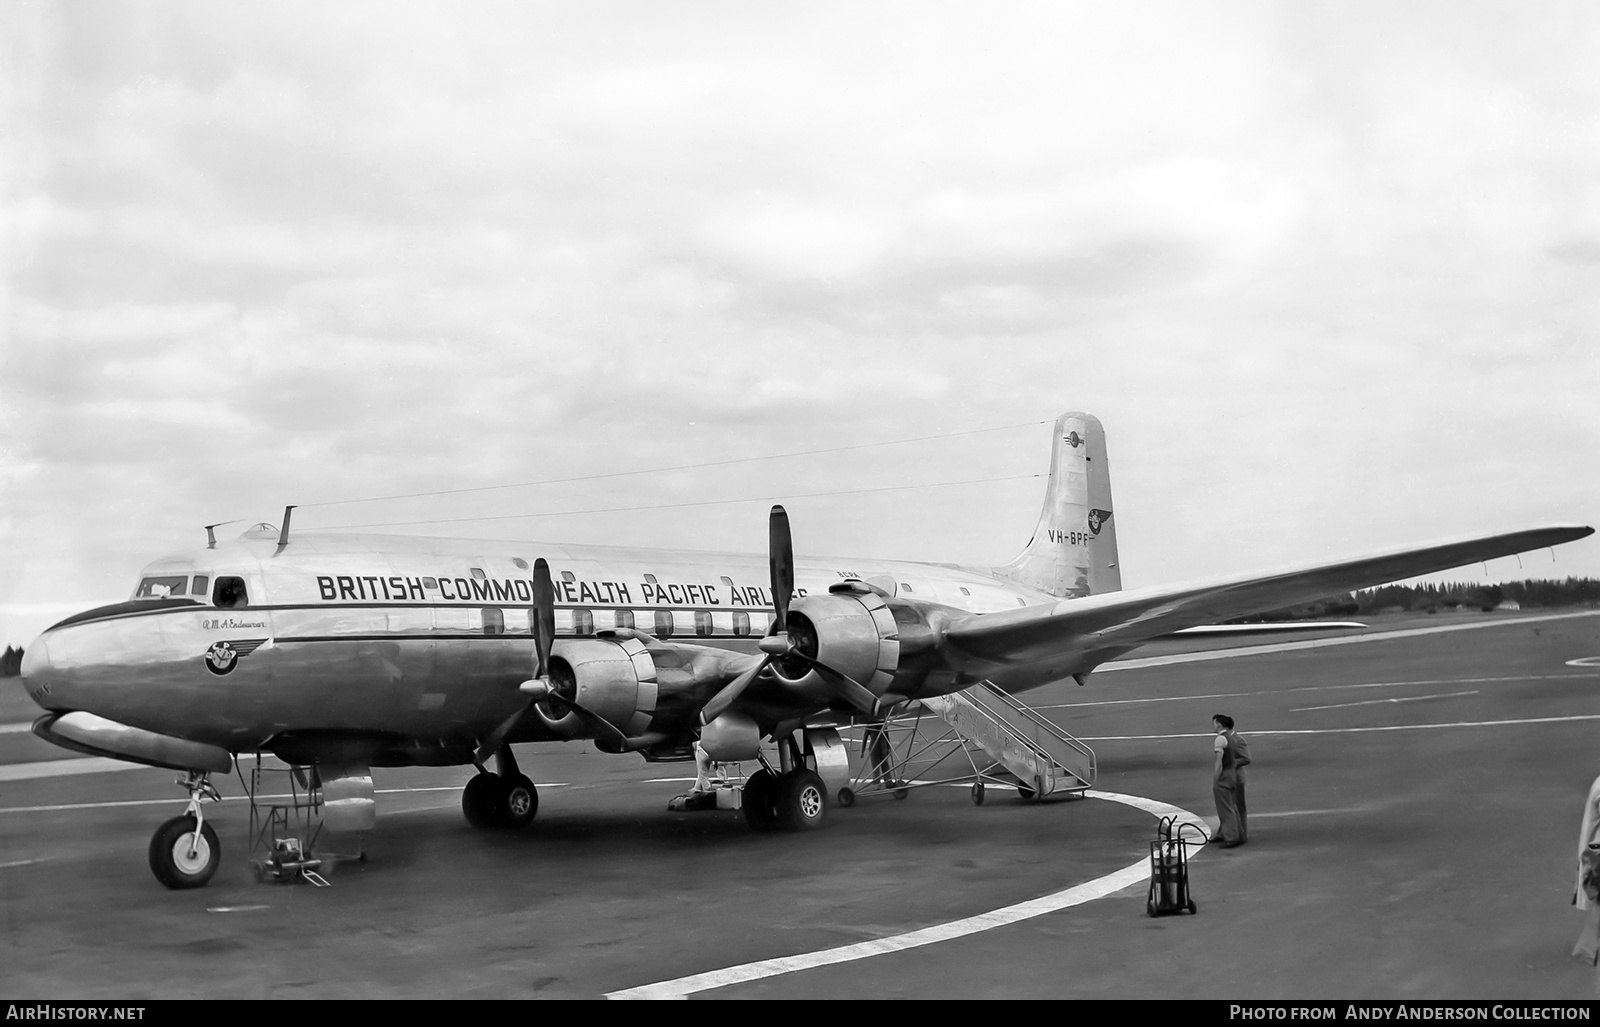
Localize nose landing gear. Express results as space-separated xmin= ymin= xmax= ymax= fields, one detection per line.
xmin=149 ymin=772 xmax=222 ymax=889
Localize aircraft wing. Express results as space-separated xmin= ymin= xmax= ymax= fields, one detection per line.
xmin=943 ymin=525 xmax=1594 ymax=674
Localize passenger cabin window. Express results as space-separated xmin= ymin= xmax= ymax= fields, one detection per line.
xmin=732 ymin=611 xmax=751 ymax=637
xmin=481 ymin=607 xmax=504 ymax=636
xmin=572 ymin=608 xmax=594 ymax=636
xmin=654 ymin=610 xmax=674 ymax=639
xmin=561 ymin=570 xmax=576 ymax=583
xmin=192 ymin=575 xmax=210 ymax=597
xmin=136 ymin=575 xmax=188 ymax=599
xmin=643 ymin=573 xmax=658 ymax=584
xmin=213 ymin=576 xmax=248 ymax=609
xmin=614 ymin=609 xmax=636 ymax=631
xmin=694 ymin=610 xmax=713 ymax=637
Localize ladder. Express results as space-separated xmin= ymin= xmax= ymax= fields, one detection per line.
xmin=918 ymin=682 xmax=1095 ymax=799
xmin=839 ymin=682 xmax=1095 ymax=804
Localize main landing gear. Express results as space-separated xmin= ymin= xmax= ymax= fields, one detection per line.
xmin=461 ymin=746 xmax=538 ymax=830
xmin=148 ymin=771 xmax=222 ymax=889
xmin=740 ymin=766 xmax=828 ymax=832
xmin=672 ymin=727 xmax=848 ymax=833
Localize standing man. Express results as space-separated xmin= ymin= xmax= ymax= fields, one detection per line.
xmin=1574 ymin=772 xmax=1600 ymax=963
xmin=1212 ymin=714 xmax=1250 ymax=848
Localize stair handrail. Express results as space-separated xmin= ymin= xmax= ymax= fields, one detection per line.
xmin=959 ymin=683 xmax=1097 ymax=783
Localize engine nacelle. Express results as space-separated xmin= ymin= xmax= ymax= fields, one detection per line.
xmin=535 ymin=636 xmax=658 ymax=739
xmin=774 ymin=583 xmax=900 ymax=695
xmin=700 ymin=711 xmax=761 ymax=762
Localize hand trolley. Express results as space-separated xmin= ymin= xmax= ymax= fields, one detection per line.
xmin=1147 ymin=815 xmax=1201 ymax=916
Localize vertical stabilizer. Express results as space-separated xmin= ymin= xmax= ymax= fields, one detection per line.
xmin=993 ymin=412 xmax=1121 ymax=598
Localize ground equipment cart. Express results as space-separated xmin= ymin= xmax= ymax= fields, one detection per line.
xmin=1147 ymin=815 xmax=1203 ymax=916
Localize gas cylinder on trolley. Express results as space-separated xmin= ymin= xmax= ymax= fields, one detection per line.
xmin=1146 ymin=815 xmax=1201 ymax=916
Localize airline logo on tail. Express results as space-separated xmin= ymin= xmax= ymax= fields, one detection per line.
xmin=1088 ymin=509 xmax=1112 ymax=536
xmin=1064 ymin=431 xmax=1085 ymax=448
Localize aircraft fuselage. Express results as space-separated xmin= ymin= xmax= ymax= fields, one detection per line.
xmin=22 ymin=531 xmax=1051 ymax=764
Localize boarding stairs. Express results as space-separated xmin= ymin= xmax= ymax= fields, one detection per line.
xmin=842 ymin=682 xmax=1095 ymax=804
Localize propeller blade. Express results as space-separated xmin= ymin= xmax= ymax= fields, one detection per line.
xmin=532 ymin=557 xmax=555 ymax=679
xmin=546 ymin=694 xmax=630 ymax=752
xmin=699 ymin=655 xmax=771 ymax=725
xmin=798 ymin=654 xmax=880 ymax=717
xmin=768 ymin=505 xmax=794 ymax=636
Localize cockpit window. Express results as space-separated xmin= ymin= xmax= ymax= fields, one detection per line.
xmin=136 ymin=575 xmax=189 ymax=599
xmin=213 ymin=576 xmax=248 ymax=609
xmin=191 ymin=575 xmax=210 ymax=597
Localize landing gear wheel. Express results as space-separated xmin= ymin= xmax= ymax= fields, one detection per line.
xmin=501 ymin=773 xmax=538 ymax=829
xmin=462 ymin=772 xmax=506 ymax=828
xmin=837 ymin=787 xmax=855 ymax=808
xmin=149 ymin=815 xmax=221 ymax=890
xmin=777 ymin=770 xmax=827 ymax=832
xmin=741 ymin=769 xmax=780 ymax=831
xmin=971 ymin=782 xmax=985 ymax=806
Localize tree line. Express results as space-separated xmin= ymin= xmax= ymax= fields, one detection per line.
xmin=1 ymin=646 xmax=22 ymax=677
xmin=1229 ymin=577 xmax=1600 ymax=622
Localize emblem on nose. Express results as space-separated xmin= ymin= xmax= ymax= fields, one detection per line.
xmin=204 ymin=642 xmax=239 ymax=675
xmin=202 ymin=638 xmax=266 ymax=675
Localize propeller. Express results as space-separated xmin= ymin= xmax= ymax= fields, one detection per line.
xmin=700 ymin=505 xmax=882 ymax=726
xmin=477 ymin=558 xmax=558 ymax=764
xmin=521 ymin=557 xmax=658 ymax=753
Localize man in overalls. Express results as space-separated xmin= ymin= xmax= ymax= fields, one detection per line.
xmin=1212 ymin=713 xmax=1249 ymax=848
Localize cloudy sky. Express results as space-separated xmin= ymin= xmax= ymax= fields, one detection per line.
xmin=2 ymin=1 xmax=1596 ymax=646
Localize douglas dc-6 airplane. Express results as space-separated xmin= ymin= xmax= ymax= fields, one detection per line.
xmin=17 ymin=413 xmax=1593 ymax=888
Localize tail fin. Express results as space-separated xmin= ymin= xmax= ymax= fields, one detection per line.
xmin=993 ymin=412 xmax=1122 ymax=598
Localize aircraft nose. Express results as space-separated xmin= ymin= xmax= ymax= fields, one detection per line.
xmin=19 ymin=636 xmax=53 ymax=709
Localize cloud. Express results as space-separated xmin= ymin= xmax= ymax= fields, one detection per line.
xmin=2 ymin=2 xmax=1597 ymax=646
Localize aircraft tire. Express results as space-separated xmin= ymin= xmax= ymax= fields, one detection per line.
xmin=462 ymin=772 xmax=507 ymax=829
xmin=149 ymin=815 xmax=221 ymax=890
xmin=501 ymin=773 xmax=538 ymax=829
xmin=776 ymin=770 xmax=827 ymax=832
xmin=741 ymin=769 xmax=780 ymax=831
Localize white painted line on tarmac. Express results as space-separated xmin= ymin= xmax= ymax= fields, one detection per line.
xmin=606 ymin=789 xmax=1207 ymax=1000
xmin=1567 ymin=657 xmax=1600 ymax=668
xmin=0 ymin=758 xmax=147 ymax=782
xmin=0 ymin=858 xmax=44 ymax=869
xmin=1098 ymin=609 xmax=1600 ymax=673
xmin=1291 ymin=690 xmax=1479 ymax=712
xmin=1036 ymin=673 xmax=1599 ymax=711
xmin=0 ymin=782 xmax=568 ymax=816
xmin=207 ymin=905 xmax=270 ymax=913
xmin=1252 ymin=807 xmax=1370 ymax=818
xmin=1077 ymin=712 xmax=1600 ymax=741
xmin=0 ymin=723 xmax=34 ymax=734
xmin=385 ymin=803 xmax=459 ymax=817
